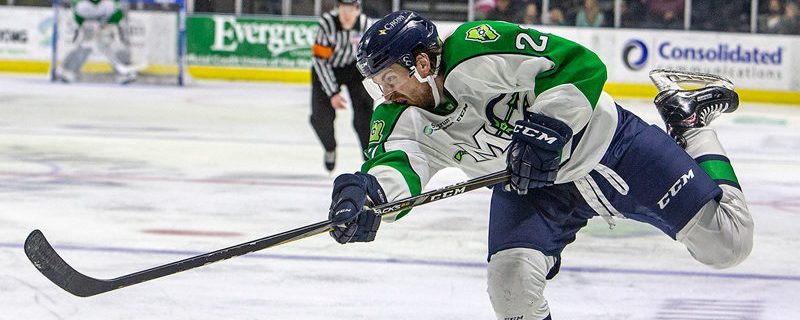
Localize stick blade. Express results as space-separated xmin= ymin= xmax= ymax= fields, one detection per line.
xmin=24 ymin=230 xmax=115 ymax=297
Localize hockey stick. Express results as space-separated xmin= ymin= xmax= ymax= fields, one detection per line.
xmin=25 ymin=170 xmax=510 ymax=297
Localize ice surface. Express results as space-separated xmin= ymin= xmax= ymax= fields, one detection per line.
xmin=1 ymin=74 xmax=799 ymax=319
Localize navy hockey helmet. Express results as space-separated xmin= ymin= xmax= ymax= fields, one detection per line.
xmin=356 ymin=10 xmax=440 ymax=78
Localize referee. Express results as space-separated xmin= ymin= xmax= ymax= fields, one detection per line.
xmin=310 ymin=0 xmax=373 ymax=172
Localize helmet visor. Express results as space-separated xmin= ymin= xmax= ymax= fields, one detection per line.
xmin=361 ymin=63 xmax=415 ymax=103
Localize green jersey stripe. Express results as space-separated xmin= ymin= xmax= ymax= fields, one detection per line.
xmin=361 ymin=150 xmax=423 ymax=220
xmin=698 ymin=159 xmax=740 ymax=186
xmin=365 ymin=102 xmax=408 ymax=159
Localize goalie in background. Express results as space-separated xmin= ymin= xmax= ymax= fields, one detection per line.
xmin=59 ymin=0 xmax=137 ymax=84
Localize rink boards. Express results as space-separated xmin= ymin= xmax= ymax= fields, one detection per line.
xmin=2 ymin=6 xmax=800 ymax=103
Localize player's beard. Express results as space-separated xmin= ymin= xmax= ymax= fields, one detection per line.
xmin=417 ymin=82 xmax=438 ymax=109
xmin=387 ymin=92 xmax=412 ymax=106
xmin=384 ymin=72 xmax=439 ymax=108
xmin=389 ymin=86 xmax=434 ymax=109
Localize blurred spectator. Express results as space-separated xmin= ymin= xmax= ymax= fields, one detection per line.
xmin=556 ymin=0 xmax=581 ymax=24
xmin=692 ymin=0 xmax=721 ymax=30
xmin=487 ymin=0 xmax=521 ymax=22
xmin=474 ymin=0 xmax=496 ymax=20
xmin=760 ymin=0 xmax=785 ymax=33
xmin=778 ymin=1 xmax=800 ymax=33
xmin=621 ymin=0 xmax=647 ymax=28
xmin=511 ymin=0 xmax=537 ymax=14
xmin=575 ymin=0 xmax=606 ymax=27
xmin=244 ymin=0 xmax=283 ymax=14
xmin=645 ymin=0 xmax=683 ymax=29
xmin=693 ymin=0 xmax=750 ymax=32
xmin=521 ymin=2 xmax=540 ymax=25
xmin=361 ymin=0 xmax=391 ymax=17
xmin=195 ymin=0 xmax=235 ymax=13
xmin=723 ymin=0 xmax=752 ymax=32
xmin=546 ymin=7 xmax=568 ymax=25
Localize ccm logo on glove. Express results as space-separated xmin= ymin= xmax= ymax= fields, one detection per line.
xmin=334 ymin=208 xmax=353 ymax=216
xmin=514 ymin=124 xmax=560 ymax=145
xmin=506 ymin=113 xmax=573 ymax=194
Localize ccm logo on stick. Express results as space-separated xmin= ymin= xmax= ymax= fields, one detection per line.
xmin=410 ymin=187 xmax=468 ymax=207
xmin=658 ymin=169 xmax=695 ymax=209
xmin=430 ymin=187 xmax=466 ymax=201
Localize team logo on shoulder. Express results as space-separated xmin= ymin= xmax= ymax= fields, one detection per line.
xmin=365 ymin=120 xmax=386 ymax=159
xmin=465 ymin=24 xmax=500 ymax=43
xmin=369 ymin=120 xmax=385 ymax=143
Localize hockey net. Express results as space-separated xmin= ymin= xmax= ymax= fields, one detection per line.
xmin=50 ymin=0 xmax=187 ymax=85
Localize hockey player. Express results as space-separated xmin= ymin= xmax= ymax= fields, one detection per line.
xmin=59 ymin=0 xmax=136 ymax=84
xmin=326 ymin=11 xmax=754 ymax=319
xmin=310 ymin=0 xmax=374 ymax=172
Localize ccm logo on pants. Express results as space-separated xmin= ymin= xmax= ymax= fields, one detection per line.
xmin=658 ymin=169 xmax=695 ymax=209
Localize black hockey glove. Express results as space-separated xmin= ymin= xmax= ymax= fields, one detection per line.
xmin=506 ymin=113 xmax=573 ymax=195
xmin=328 ymin=172 xmax=387 ymax=244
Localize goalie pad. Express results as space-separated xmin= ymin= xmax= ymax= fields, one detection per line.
xmin=95 ymin=24 xmax=140 ymax=83
xmin=60 ymin=46 xmax=93 ymax=82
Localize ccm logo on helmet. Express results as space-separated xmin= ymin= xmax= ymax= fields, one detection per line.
xmin=514 ymin=124 xmax=559 ymax=144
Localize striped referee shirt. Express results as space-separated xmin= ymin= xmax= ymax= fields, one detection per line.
xmin=312 ymin=10 xmax=371 ymax=97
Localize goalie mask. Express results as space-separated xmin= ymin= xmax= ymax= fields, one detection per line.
xmin=356 ymin=10 xmax=441 ymax=104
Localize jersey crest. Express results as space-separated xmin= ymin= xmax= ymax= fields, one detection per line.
xmin=453 ymin=93 xmax=526 ymax=162
xmin=453 ymin=127 xmax=509 ymax=162
xmin=465 ymin=24 xmax=500 ymax=43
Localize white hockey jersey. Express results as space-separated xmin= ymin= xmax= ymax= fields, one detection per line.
xmin=362 ymin=21 xmax=619 ymax=221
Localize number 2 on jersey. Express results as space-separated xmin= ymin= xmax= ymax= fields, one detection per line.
xmin=515 ymin=33 xmax=548 ymax=52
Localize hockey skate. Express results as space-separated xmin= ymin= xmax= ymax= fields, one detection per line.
xmin=324 ymin=150 xmax=336 ymax=172
xmin=116 ymin=72 xmax=137 ymax=85
xmin=58 ymin=71 xmax=76 ymax=83
xmin=649 ymin=69 xmax=739 ymax=147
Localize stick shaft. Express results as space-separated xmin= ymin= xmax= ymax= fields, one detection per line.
xmin=26 ymin=171 xmax=509 ymax=297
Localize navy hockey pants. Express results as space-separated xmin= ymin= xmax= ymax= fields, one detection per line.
xmin=487 ymin=104 xmax=722 ymax=278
